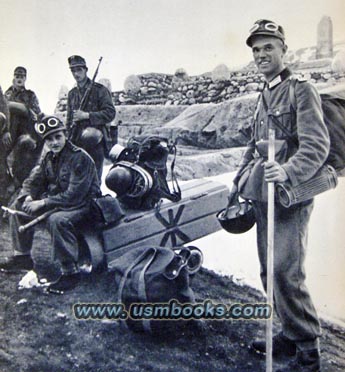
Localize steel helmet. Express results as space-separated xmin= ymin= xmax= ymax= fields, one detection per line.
xmin=79 ymin=127 xmax=103 ymax=147
xmin=109 ymin=144 xmax=125 ymax=162
xmin=105 ymin=165 xmax=134 ymax=196
xmin=217 ymin=194 xmax=256 ymax=234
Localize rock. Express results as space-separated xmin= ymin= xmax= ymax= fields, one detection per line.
xmin=245 ymin=83 xmax=259 ymax=92
xmin=332 ymin=49 xmax=345 ymax=72
xmin=186 ymin=90 xmax=195 ymax=98
xmin=147 ymin=81 xmax=157 ymax=88
xmin=124 ymin=75 xmax=141 ymax=94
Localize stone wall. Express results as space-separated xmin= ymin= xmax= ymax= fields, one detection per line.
xmin=112 ymin=67 xmax=345 ymax=107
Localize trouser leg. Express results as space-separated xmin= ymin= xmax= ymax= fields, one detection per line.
xmin=253 ymin=200 xmax=321 ymax=344
xmin=46 ymin=206 xmax=90 ymax=274
xmin=9 ymin=199 xmax=34 ymax=255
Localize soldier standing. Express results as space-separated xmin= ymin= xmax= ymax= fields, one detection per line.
xmin=229 ymin=20 xmax=329 ymax=372
xmin=66 ymin=55 xmax=116 ymax=182
xmin=5 ymin=66 xmax=44 ymax=194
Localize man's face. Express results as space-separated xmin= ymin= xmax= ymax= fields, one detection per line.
xmin=45 ymin=131 xmax=67 ymax=154
xmin=70 ymin=66 xmax=88 ymax=85
xmin=13 ymin=74 xmax=26 ymax=89
xmin=251 ymin=36 xmax=287 ymax=81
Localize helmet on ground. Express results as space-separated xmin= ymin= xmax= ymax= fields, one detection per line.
xmin=217 ymin=195 xmax=256 ymax=234
xmin=105 ymin=165 xmax=134 ymax=196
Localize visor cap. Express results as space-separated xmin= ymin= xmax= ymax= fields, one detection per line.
xmin=14 ymin=66 xmax=27 ymax=76
xmin=68 ymin=55 xmax=87 ymax=69
xmin=246 ymin=19 xmax=285 ymax=47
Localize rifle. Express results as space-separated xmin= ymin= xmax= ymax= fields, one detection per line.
xmin=69 ymin=57 xmax=103 ymax=142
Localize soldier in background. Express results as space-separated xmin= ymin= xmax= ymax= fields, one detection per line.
xmin=66 ymin=55 xmax=116 ymax=182
xmin=5 ymin=66 xmax=44 ymax=197
xmin=0 ymin=85 xmax=11 ymax=206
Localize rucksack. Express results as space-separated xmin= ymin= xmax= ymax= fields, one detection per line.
xmin=289 ymin=78 xmax=345 ymax=173
xmin=109 ymin=135 xmax=181 ymax=210
xmin=112 ymin=245 xmax=203 ymax=333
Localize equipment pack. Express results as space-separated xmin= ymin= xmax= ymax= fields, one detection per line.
xmin=112 ymin=245 xmax=203 ymax=333
xmin=106 ymin=135 xmax=181 ymax=210
xmin=289 ymin=78 xmax=345 ymax=174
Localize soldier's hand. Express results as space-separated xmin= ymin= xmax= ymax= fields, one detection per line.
xmin=228 ymin=183 xmax=238 ymax=204
xmin=2 ymin=132 xmax=12 ymax=149
xmin=22 ymin=199 xmax=45 ymax=215
xmin=264 ymin=161 xmax=288 ymax=183
xmin=73 ymin=110 xmax=90 ymax=122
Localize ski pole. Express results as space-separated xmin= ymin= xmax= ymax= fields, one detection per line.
xmin=18 ymin=209 xmax=57 ymax=233
xmin=266 ymin=127 xmax=275 ymax=372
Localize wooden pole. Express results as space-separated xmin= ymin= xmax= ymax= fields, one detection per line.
xmin=266 ymin=128 xmax=275 ymax=372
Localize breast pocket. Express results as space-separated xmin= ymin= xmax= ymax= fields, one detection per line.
xmin=58 ymin=168 xmax=70 ymax=190
xmin=268 ymin=104 xmax=295 ymax=140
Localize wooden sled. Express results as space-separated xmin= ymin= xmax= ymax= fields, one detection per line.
xmin=79 ymin=178 xmax=229 ymax=271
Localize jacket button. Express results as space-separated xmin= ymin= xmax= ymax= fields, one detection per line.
xmin=275 ymin=110 xmax=280 ymax=115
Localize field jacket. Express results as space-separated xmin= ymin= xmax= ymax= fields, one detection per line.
xmin=4 ymin=86 xmax=41 ymax=142
xmin=66 ymin=78 xmax=116 ymax=150
xmin=235 ymin=68 xmax=330 ymax=202
xmin=19 ymin=141 xmax=101 ymax=208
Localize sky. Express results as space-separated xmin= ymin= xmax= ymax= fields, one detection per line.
xmin=0 ymin=0 xmax=344 ymax=112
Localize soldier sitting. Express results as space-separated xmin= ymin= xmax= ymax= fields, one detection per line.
xmin=0 ymin=116 xmax=101 ymax=293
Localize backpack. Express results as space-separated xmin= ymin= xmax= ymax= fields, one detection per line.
xmin=112 ymin=245 xmax=203 ymax=333
xmin=110 ymin=135 xmax=181 ymax=210
xmin=289 ymin=78 xmax=345 ymax=174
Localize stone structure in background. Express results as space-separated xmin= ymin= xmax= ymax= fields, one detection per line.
xmin=54 ymin=85 xmax=69 ymax=122
xmin=316 ymin=16 xmax=333 ymax=59
xmin=99 ymin=78 xmax=112 ymax=93
xmin=211 ymin=64 xmax=230 ymax=82
xmin=332 ymin=50 xmax=345 ymax=73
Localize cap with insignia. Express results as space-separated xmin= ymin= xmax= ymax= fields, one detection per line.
xmin=68 ymin=55 xmax=87 ymax=69
xmin=14 ymin=66 xmax=27 ymax=76
xmin=246 ymin=19 xmax=285 ymax=47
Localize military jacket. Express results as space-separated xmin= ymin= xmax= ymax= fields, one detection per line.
xmin=66 ymin=78 xmax=116 ymax=131
xmin=20 ymin=141 xmax=101 ymax=208
xmin=5 ymin=86 xmax=41 ymax=115
xmin=236 ymin=68 xmax=330 ymax=201
xmin=5 ymin=86 xmax=41 ymax=141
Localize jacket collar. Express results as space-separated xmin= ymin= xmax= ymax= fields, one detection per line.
xmin=267 ymin=67 xmax=292 ymax=89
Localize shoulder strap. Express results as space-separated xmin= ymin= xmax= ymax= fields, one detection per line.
xmin=289 ymin=77 xmax=298 ymax=111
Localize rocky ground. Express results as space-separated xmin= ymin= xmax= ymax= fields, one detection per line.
xmin=1 ymin=221 xmax=345 ymax=372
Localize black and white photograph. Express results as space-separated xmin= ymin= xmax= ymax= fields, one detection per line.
xmin=0 ymin=0 xmax=344 ymax=371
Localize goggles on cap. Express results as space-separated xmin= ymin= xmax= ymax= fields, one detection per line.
xmin=249 ymin=21 xmax=279 ymax=34
xmin=246 ymin=19 xmax=285 ymax=47
xmin=35 ymin=117 xmax=61 ymax=135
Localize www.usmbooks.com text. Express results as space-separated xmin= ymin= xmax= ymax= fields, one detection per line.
xmin=73 ymin=300 xmax=272 ymax=321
